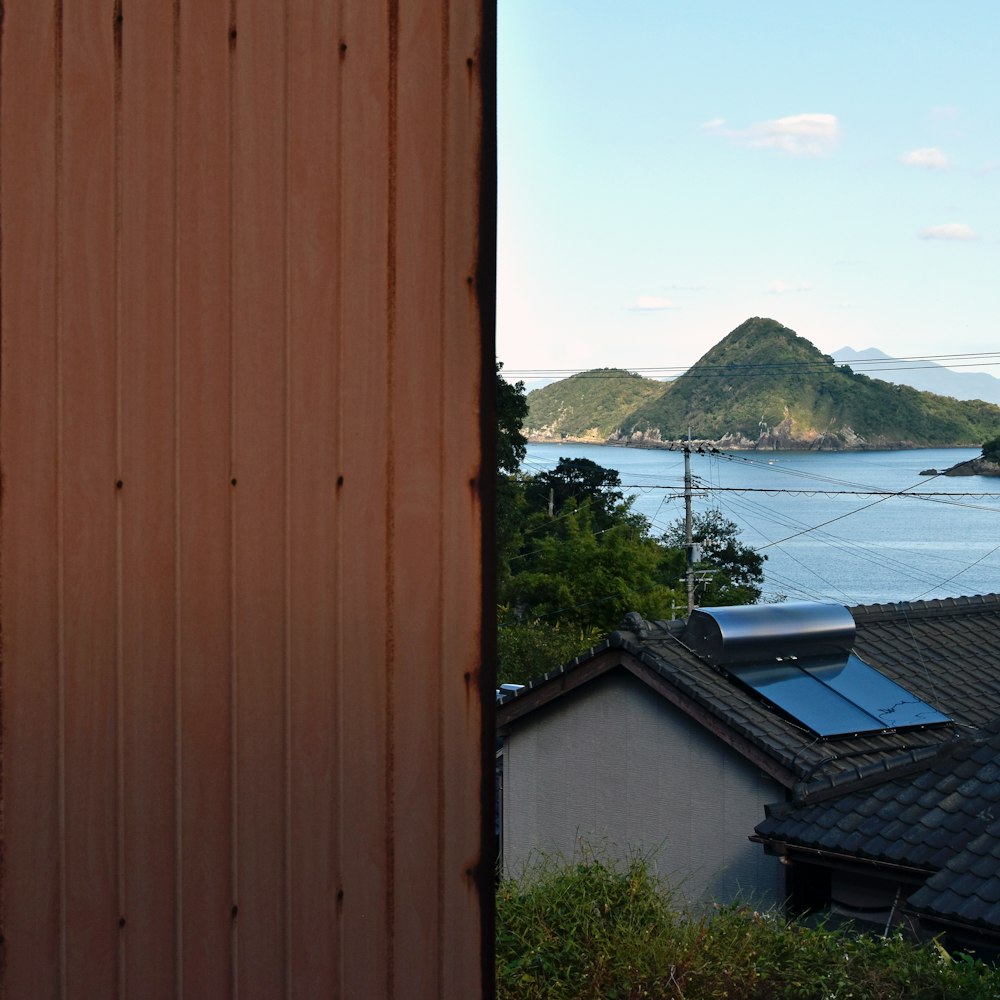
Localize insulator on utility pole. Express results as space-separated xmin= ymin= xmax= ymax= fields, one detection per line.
xmin=684 ymin=430 xmax=695 ymax=616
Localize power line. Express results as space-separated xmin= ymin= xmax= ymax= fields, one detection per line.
xmin=503 ymin=351 xmax=1000 ymax=380
xmin=616 ymin=484 xmax=1000 ymax=500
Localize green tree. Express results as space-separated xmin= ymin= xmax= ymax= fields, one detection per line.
xmin=661 ymin=509 xmax=766 ymax=606
xmin=506 ymin=501 xmax=683 ymax=633
xmin=524 ymin=456 xmax=628 ymax=530
xmin=496 ymin=361 xmax=528 ymax=476
xmin=983 ymin=435 xmax=1000 ymax=464
xmin=496 ymin=362 xmax=530 ymax=592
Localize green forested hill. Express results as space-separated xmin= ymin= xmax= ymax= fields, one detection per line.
xmin=528 ymin=318 xmax=1000 ymax=449
xmin=524 ymin=368 xmax=665 ymax=441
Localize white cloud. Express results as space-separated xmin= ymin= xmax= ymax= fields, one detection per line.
xmin=703 ymin=113 xmax=840 ymax=157
xmin=919 ymin=223 xmax=977 ymax=241
xmin=901 ymin=147 xmax=951 ymax=169
xmin=743 ymin=113 xmax=841 ymax=157
xmin=626 ymin=296 xmax=678 ymax=311
xmin=766 ymin=279 xmax=812 ymax=294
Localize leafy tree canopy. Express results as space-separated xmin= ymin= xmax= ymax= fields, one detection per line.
xmin=496 ymin=362 xmax=530 ymax=591
xmin=523 ymin=456 xmax=632 ymax=531
xmin=496 ymin=361 xmax=528 ymax=476
xmin=506 ymin=501 xmax=683 ymax=634
xmin=661 ymin=509 xmax=767 ymax=606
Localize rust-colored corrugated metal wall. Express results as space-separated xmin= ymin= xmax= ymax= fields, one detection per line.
xmin=0 ymin=2 xmax=494 ymax=997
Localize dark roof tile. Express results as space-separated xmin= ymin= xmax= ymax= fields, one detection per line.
xmin=758 ymin=717 xmax=1000 ymax=934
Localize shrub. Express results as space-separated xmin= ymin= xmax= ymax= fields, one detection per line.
xmin=496 ymin=853 xmax=1000 ymax=999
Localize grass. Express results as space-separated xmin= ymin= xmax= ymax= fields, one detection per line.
xmin=496 ymin=852 xmax=1000 ymax=999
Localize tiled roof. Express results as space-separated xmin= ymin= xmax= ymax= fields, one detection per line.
xmin=756 ymin=718 xmax=1000 ymax=933
xmin=497 ymin=594 xmax=1000 ymax=789
xmin=909 ymin=818 xmax=1000 ymax=931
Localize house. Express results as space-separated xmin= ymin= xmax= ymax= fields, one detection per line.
xmin=497 ymin=595 xmax=1000 ymax=909
xmin=754 ymin=716 xmax=1000 ymax=955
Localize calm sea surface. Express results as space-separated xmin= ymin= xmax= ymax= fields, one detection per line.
xmin=523 ymin=443 xmax=1000 ymax=606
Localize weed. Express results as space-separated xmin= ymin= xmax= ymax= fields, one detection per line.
xmin=496 ymin=852 xmax=1000 ymax=1000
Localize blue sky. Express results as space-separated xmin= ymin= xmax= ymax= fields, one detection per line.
xmin=497 ymin=2 xmax=999 ymax=379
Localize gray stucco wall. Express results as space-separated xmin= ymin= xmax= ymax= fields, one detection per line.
xmin=501 ymin=669 xmax=785 ymax=908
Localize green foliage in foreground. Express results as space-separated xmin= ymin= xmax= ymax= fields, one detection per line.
xmin=497 ymin=855 xmax=1000 ymax=1000
xmin=984 ymin=435 xmax=1000 ymax=464
xmin=496 ymin=615 xmax=606 ymax=687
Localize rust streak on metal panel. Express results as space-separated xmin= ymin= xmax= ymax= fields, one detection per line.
xmin=436 ymin=0 xmax=493 ymax=993
xmin=477 ymin=0 xmax=498 ymax=992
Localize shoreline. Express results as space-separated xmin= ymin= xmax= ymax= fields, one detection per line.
xmin=526 ymin=435 xmax=986 ymax=454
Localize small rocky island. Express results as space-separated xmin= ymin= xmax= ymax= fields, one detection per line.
xmin=942 ymin=457 xmax=1000 ymax=477
xmin=921 ymin=438 xmax=1000 ymax=477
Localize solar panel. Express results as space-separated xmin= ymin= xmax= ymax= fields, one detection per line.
xmin=727 ymin=652 xmax=951 ymax=739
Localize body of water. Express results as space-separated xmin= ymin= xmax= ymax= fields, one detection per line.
xmin=523 ymin=443 xmax=1000 ymax=606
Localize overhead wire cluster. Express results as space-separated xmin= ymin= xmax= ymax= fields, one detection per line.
xmin=505 ymin=348 xmax=1000 ymax=618
xmin=513 ymin=446 xmax=1000 ymax=616
xmin=503 ymin=350 xmax=1000 ymax=381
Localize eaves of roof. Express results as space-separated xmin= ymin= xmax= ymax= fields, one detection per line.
xmin=498 ymin=595 xmax=1000 ymax=788
xmin=755 ymin=718 xmax=1000 ymax=932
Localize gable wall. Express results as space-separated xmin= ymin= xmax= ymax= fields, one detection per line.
xmin=502 ymin=670 xmax=784 ymax=907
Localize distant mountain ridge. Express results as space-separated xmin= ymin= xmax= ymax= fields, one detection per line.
xmin=831 ymin=346 xmax=1000 ymax=406
xmin=525 ymin=318 xmax=1000 ymax=450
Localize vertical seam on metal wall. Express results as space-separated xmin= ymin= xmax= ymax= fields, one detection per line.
xmin=333 ymin=5 xmax=345 ymax=993
xmin=281 ymin=1 xmax=292 ymax=995
xmin=53 ymin=4 xmax=67 ymax=995
xmin=171 ymin=2 xmax=183 ymax=995
xmin=112 ymin=2 xmax=126 ymax=993
xmin=435 ymin=1 xmax=449 ymax=994
xmin=384 ymin=1 xmax=398 ymax=993
xmin=227 ymin=2 xmax=239 ymax=996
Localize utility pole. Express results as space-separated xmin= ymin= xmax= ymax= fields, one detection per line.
xmin=684 ymin=429 xmax=695 ymax=616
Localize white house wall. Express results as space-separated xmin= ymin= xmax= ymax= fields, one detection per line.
xmin=502 ymin=670 xmax=784 ymax=907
